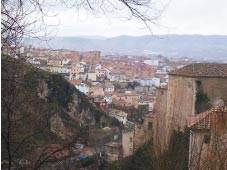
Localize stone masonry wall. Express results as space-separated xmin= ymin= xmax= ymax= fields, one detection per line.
xmin=153 ymin=87 xmax=168 ymax=154
xmin=198 ymin=77 xmax=227 ymax=104
xmin=154 ymin=75 xmax=227 ymax=153
xmin=167 ymin=75 xmax=196 ymax=132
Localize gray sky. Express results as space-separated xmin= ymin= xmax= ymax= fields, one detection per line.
xmin=44 ymin=0 xmax=227 ymax=37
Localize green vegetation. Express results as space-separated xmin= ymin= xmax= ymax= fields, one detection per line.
xmin=126 ymin=107 xmax=147 ymax=124
xmin=126 ymin=81 xmax=141 ymax=90
xmin=113 ymin=82 xmax=121 ymax=90
xmin=195 ymin=90 xmax=211 ymax=114
xmin=47 ymin=74 xmax=74 ymax=108
xmin=195 ymin=80 xmax=211 ymax=114
xmin=155 ymin=128 xmax=190 ymax=170
xmin=138 ymin=104 xmax=149 ymax=115
xmin=81 ymin=156 xmax=98 ymax=167
xmin=24 ymin=66 xmax=49 ymax=89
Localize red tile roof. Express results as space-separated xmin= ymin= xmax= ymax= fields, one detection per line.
xmin=187 ymin=105 xmax=227 ymax=130
xmin=187 ymin=110 xmax=212 ymax=130
xmin=169 ymin=63 xmax=227 ymax=77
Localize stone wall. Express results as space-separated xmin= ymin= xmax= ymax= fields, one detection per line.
xmin=189 ymin=130 xmax=211 ymax=169
xmin=153 ymin=87 xmax=168 ymax=154
xmin=197 ymin=77 xmax=227 ymax=104
xmin=122 ymin=130 xmax=134 ymax=157
xmin=154 ymin=75 xmax=227 ymax=153
xmin=167 ymin=76 xmax=227 ymax=145
xmin=167 ymin=75 xmax=196 ymax=132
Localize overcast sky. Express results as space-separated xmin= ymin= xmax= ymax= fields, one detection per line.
xmin=44 ymin=0 xmax=227 ymax=37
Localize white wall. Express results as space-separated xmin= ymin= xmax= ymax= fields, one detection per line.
xmin=144 ymin=60 xmax=159 ymax=66
xmin=75 ymin=83 xmax=89 ymax=95
xmin=122 ymin=130 xmax=134 ymax=157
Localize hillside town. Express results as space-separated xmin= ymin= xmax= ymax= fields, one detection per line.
xmin=2 ymin=45 xmax=227 ymax=170
xmin=2 ymin=46 xmax=190 ymax=154
xmin=2 ymin=0 xmax=227 ymax=169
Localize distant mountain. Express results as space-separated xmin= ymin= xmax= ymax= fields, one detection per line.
xmin=23 ymin=35 xmax=227 ymax=60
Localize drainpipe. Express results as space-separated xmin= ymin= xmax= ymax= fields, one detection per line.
xmin=188 ymin=130 xmax=193 ymax=170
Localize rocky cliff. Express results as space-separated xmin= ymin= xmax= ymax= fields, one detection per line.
xmin=1 ymin=55 xmax=119 ymax=168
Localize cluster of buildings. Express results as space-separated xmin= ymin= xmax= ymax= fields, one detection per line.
xmin=5 ymin=45 xmax=187 ymax=115
xmin=7 ymin=45 xmax=225 ymax=168
xmin=3 ymin=45 xmax=171 ymax=161
xmin=104 ymin=113 xmax=154 ymax=162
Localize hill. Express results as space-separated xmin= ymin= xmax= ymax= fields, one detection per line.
xmin=24 ymin=35 xmax=227 ymax=60
xmin=1 ymin=55 xmax=119 ymax=169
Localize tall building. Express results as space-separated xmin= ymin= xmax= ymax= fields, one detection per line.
xmin=154 ymin=63 xmax=227 ymax=153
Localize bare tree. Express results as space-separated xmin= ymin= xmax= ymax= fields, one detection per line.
xmin=1 ymin=56 xmax=81 ymax=170
xmin=1 ymin=0 xmax=162 ymax=48
xmin=1 ymin=1 xmax=163 ymax=169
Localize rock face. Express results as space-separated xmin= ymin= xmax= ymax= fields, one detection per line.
xmin=37 ymin=80 xmax=49 ymax=99
xmin=34 ymin=72 xmax=106 ymax=139
xmin=67 ymin=93 xmax=81 ymax=120
xmin=1 ymin=56 xmax=110 ymax=141
xmin=50 ymin=114 xmax=74 ymax=140
xmin=2 ymin=56 xmax=121 ymax=170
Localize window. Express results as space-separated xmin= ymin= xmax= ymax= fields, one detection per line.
xmin=203 ymin=135 xmax=210 ymax=144
xmin=148 ymin=122 xmax=153 ymax=130
xmin=196 ymin=80 xmax=202 ymax=93
xmin=188 ymin=82 xmax=191 ymax=88
xmin=130 ymin=137 xmax=133 ymax=142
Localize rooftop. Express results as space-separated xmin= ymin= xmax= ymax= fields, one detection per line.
xmin=187 ymin=110 xmax=212 ymax=130
xmin=105 ymin=142 xmax=122 ymax=148
xmin=144 ymin=112 xmax=155 ymax=119
xmin=187 ymin=105 xmax=227 ymax=130
xmin=169 ymin=63 xmax=227 ymax=77
xmin=116 ymin=111 xmax=128 ymax=117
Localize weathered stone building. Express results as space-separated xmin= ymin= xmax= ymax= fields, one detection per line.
xmin=104 ymin=142 xmax=122 ymax=162
xmin=154 ymin=63 xmax=227 ymax=153
xmin=188 ymin=104 xmax=227 ymax=170
xmin=153 ymin=86 xmax=168 ymax=153
xmin=122 ymin=130 xmax=134 ymax=157
xmin=133 ymin=113 xmax=154 ymax=151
